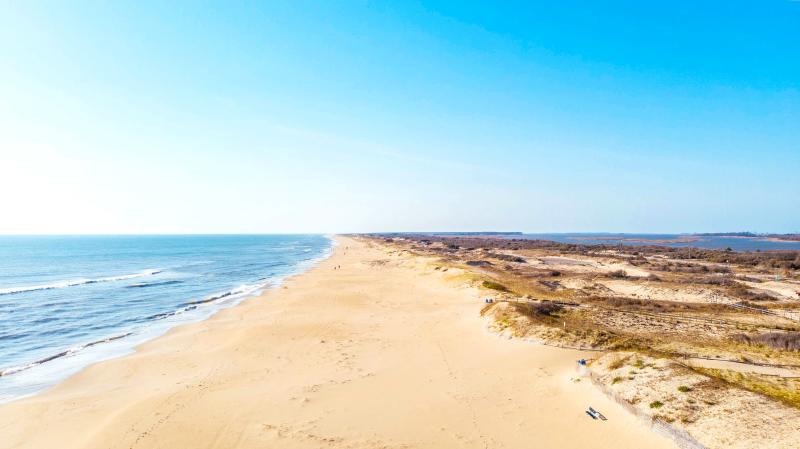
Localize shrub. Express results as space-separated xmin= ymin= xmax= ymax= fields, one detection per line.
xmin=677 ymin=386 xmax=692 ymax=393
xmin=591 ymin=296 xmax=729 ymax=314
xmin=538 ymin=280 xmax=561 ymax=290
xmin=740 ymin=290 xmax=779 ymax=301
xmin=487 ymin=252 xmax=527 ymax=263
xmin=512 ymin=301 xmax=563 ymax=318
xmin=612 ymin=376 xmax=623 ymax=384
xmin=649 ymin=400 xmax=664 ymax=409
xmin=481 ymin=280 xmax=509 ymax=292
xmin=609 ymin=355 xmax=629 ymax=370
xmin=608 ymin=269 xmax=628 ymax=278
xmin=732 ymin=332 xmax=800 ymax=351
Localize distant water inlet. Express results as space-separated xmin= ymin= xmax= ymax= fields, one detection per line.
xmin=512 ymin=233 xmax=800 ymax=251
xmin=0 ymin=235 xmax=332 ymax=402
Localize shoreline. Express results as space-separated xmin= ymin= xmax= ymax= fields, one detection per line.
xmin=0 ymin=237 xmax=677 ymax=449
xmin=0 ymin=237 xmax=335 ymax=405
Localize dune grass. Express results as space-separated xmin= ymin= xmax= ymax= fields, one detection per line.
xmin=608 ymin=354 xmax=631 ymax=370
xmin=692 ymin=367 xmax=800 ymax=409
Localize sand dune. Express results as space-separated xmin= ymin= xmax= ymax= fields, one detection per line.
xmin=0 ymin=237 xmax=677 ymax=449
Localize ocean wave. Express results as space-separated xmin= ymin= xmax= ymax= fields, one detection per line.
xmin=143 ymin=282 xmax=267 ymax=323
xmin=0 ymin=332 xmax=133 ymax=377
xmin=0 ymin=236 xmax=335 ymax=403
xmin=125 ymin=280 xmax=182 ymax=289
xmin=0 ymin=270 xmax=162 ymax=296
xmin=0 ymin=280 xmax=259 ymax=379
xmin=183 ymin=283 xmax=266 ymax=306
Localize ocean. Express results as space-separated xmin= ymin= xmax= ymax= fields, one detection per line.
xmin=0 ymin=234 xmax=331 ymax=402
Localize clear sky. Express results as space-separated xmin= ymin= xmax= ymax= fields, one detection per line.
xmin=1 ymin=1 xmax=798 ymax=234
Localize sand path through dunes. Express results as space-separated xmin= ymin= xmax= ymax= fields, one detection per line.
xmin=0 ymin=237 xmax=677 ymax=449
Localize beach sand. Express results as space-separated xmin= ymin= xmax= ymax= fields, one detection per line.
xmin=0 ymin=237 xmax=677 ymax=449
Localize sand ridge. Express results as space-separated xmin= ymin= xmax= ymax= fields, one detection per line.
xmin=0 ymin=237 xmax=677 ymax=449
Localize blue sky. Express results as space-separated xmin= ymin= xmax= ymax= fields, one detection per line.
xmin=1 ymin=1 xmax=798 ymax=233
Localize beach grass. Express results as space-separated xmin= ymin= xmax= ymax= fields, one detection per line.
xmin=692 ymin=367 xmax=800 ymax=409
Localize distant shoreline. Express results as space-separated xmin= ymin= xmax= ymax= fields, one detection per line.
xmin=569 ymin=236 xmax=701 ymax=244
xmin=696 ymin=233 xmax=800 ymax=242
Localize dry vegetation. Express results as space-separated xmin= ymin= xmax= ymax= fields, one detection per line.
xmin=690 ymin=367 xmax=800 ymax=409
xmin=732 ymin=331 xmax=800 ymax=352
xmin=367 ymin=234 xmax=800 ymax=449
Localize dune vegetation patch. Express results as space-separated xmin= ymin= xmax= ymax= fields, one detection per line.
xmin=732 ymin=331 xmax=800 ymax=352
xmin=692 ymin=367 xmax=800 ymax=409
xmin=481 ymin=280 xmax=509 ymax=292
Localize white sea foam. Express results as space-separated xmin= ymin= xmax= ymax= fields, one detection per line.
xmin=0 ymin=236 xmax=335 ymax=403
xmin=0 ymin=280 xmax=275 ymax=387
xmin=1 ymin=279 xmax=274 ymax=378
xmin=0 ymin=270 xmax=161 ymax=296
xmin=0 ymin=332 xmax=133 ymax=377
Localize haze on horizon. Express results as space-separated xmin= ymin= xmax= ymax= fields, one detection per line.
xmin=1 ymin=2 xmax=798 ymax=235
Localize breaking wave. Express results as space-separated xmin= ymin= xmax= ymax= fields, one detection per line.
xmin=0 ymin=332 xmax=133 ymax=377
xmin=0 ymin=270 xmax=162 ymax=296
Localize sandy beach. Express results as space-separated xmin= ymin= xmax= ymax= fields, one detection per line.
xmin=0 ymin=237 xmax=677 ymax=449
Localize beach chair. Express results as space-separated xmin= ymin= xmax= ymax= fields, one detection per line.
xmin=588 ymin=406 xmax=607 ymax=421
